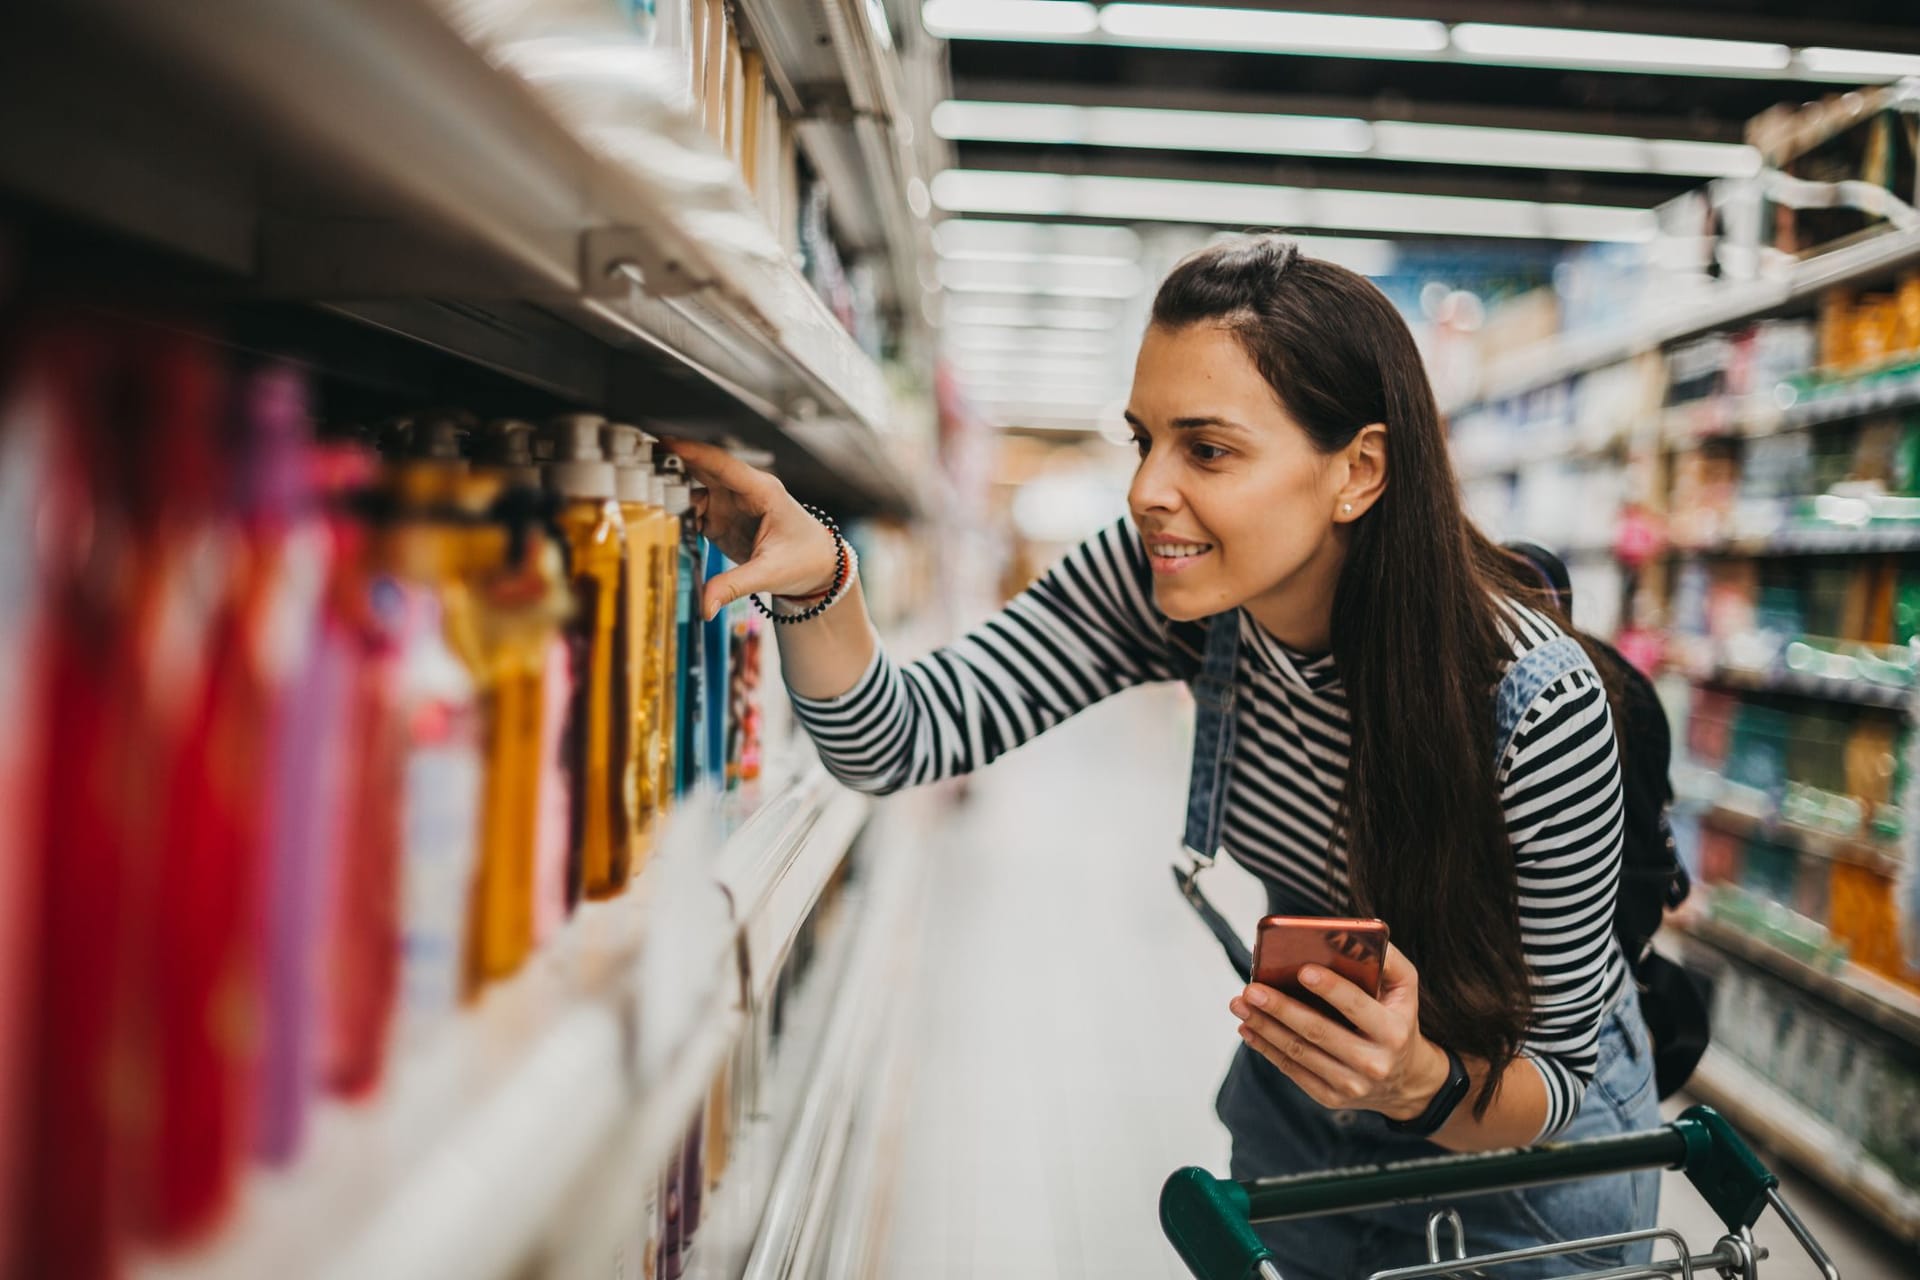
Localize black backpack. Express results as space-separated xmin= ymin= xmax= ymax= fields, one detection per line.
xmin=1505 ymin=542 xmax=1710 ymax=1098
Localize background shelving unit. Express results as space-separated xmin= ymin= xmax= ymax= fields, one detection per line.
xmin=1453 ymin=222 xmax=1920 ymax=1239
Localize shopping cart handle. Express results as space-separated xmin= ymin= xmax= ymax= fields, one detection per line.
xmin=1161 ymin=1107 xmax=1781 ymax=1279
xmin=1161 ymin=1167 xmax=1276 ymax=1280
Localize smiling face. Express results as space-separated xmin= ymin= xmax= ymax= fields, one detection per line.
xmin=1125 ymin=322 xmax=1379 ymax=646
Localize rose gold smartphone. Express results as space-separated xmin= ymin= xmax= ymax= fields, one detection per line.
xmin=1251 ymin=916 xmax=1389 ymax=1023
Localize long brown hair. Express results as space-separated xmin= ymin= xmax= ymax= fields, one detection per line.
xmin=1153 ymin=236 xmax=1559 ymax=1114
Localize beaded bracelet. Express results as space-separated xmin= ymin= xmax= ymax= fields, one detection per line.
xmin=751 ymin=504 xmax=852 ymax=625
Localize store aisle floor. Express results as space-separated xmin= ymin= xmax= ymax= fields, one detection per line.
xmin=874 ymin=684 xmax=1914 ymax=1278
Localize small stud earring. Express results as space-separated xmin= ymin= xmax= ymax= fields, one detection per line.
xmin=1342 ymin=503 xmax=1353 ymax=514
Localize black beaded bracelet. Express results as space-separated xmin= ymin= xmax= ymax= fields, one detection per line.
xmin=750 ymin=504 xmax=850 ymax=625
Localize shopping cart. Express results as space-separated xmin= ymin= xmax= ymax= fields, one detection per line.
xmin=1160 ymin=1105 xmax=1839 ymax=1280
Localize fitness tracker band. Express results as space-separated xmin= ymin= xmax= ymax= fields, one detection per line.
xmin=1385 ymin=1044 xmax=1470 ymax=1138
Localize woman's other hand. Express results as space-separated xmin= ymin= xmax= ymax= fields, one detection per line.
xmin=1228 ymin=944 xmax=1451 ymax=1122
xmin=661 ymin=438 xmax=843 ymax=620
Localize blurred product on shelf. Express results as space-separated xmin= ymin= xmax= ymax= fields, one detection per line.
xmin=545 ymin=414 xmax=635 ymax=904
xmin=0 ymin=312 xmax=786 ymax=1278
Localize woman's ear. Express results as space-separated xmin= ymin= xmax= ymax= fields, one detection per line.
xmin=1335 ymin=423 xmax=1387 ymax=522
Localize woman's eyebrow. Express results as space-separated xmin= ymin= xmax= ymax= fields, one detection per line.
xmin=1170 ymin=415 xmax=1251 ymax=434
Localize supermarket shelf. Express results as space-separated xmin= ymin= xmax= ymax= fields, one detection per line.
xmin=1677 ymin=524 xmax=1920 ymax=557
xmin=1692 ymin=804 xmax=1907 ymax=879
xmin=1661 ymin=365 xmax=1920 ymax=448
xmin=1685 ymin=1046 xmax=1920 ymax=1245
xmin=0 ymin=1 xmax=913 ymax=514
xmin=1692 ymin=662 xmax=1913 ymax=712
xmin=1674 ymin=914 xmax=1920 ymax=1047
xmin=1450 ymin=227 xmax=1920 ymax=414
xmin=1450 ymin=435 xmax=1625 ymax=481
xmin=135 ymin=768 xmax=870 ymax=1280
xmin=733 ymin=0 xmax=926 ymax=312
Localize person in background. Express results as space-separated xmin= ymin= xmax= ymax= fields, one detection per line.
xmin=667 ymin=236 xmax=1653 ymax=1280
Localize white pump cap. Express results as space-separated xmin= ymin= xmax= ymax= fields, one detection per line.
xmin=413 ymin=411 xmax=471 ymax=466
xmin=479 ymin=419 xmax=543 ymax=488
xmin=656 ymin=453 xmax=693 ymax=517
xmin=543 ymin=413 xmax=615 ymax=501
xmin=602 ymin=423 xmax=653 ymax=506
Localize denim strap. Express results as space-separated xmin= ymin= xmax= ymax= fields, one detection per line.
xmin=1175 ymin=613 xmax=1252 ymax=978
xmin=1178 ymin=620 xmax=1588 ymax=982
xmin=1492 ymin=635 xmax=1588 ymax=770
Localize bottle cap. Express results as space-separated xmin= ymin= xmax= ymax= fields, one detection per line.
xmin=476 ymin=419 xmax=543 ymax=489
xmin=542 ymin=413 xmax=615 ymax=501
xmin=412 ymin=410 xmax=474 ymax=466
xmin=656 ymin=453 xmax=693 ymax=517
xmin=602 ymin=423 xmax=653 ymax=505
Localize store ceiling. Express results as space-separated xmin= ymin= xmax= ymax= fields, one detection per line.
xmin=920 ymin=0 xmax=1920 ymax=429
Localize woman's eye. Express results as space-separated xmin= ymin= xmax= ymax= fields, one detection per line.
xmin=1190 ymin=442 xmax=1228 ymax=463
xmin=1131 ymin=435 xmax=1150 ymax=458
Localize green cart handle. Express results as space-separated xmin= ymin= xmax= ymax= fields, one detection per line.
xmin=1161 ymin=1106 xmax=1776 ymax=1280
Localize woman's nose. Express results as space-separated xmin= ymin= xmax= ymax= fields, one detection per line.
xmin=1129 ymin=447 xmax=1181 ymax=515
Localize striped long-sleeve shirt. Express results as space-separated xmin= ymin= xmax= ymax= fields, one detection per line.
xmin=792 ymin=519 xmax=1628 ymax=1140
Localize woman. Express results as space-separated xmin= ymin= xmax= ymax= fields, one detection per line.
xmin=670 ymin=237 xmax=1660 ymax=1279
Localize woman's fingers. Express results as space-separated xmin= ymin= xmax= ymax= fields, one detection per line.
xmin=1290 ymin=965 xmax=1396 ymax=1044
xmin=1236 ymin=1024 xmax=1348 ymax=1109
xmin=660 ymin=437 xmax=774 ymax=499
xmin=1231 ymin=996 xmax=1371 ymax=1104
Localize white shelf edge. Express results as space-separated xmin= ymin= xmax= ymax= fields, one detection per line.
xmin=1450 ymin=227 xmax=1920 ymax=415
xmin=1673 ymin=913 xmax=1920 ymax=1044
xmin=1687 ymin=1047 xmax=1920 ymax=1245
xmin=129 ymin=768 xmax=867 ymax=1280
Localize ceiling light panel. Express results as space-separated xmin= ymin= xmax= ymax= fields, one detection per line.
xmin=924 ymin=3 xmax=1918 ymax=85
xmin=1797 ymin=48 xmax=1920 ymax=81
xmin=932 ymin=100 xmax=1371 ymax=155
xmin=947 ymin=306 xmax=1122 ymax=330
xmin=921 ymin=0 xmax=1096 ymax=39
xmin=937 ymin=255 xmax=1145 ymax=295
xmin=936 ymin=101 xmax=1760 ymax=180
xmin=1101 ymin=5 xmax=1447 ymax=56
xmin=1445 ymin=23 xmax=1790 ymax=74
xmin=933 ymin=170 xmax=1657 ymax=242
xmin=934 ymin=218 xmax=1143 ymax=259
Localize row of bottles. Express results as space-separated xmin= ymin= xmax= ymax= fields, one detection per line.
xmin=0 ymin=316 xmax=768 ymax=1279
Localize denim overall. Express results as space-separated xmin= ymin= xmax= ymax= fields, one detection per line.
xmin=1183 ymin=614 xmax=1662 ymax=1280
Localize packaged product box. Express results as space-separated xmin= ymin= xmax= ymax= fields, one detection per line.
xmin=1819 ymin=289 xmax=1855 ymax=373
xmin=1697 ymin=823 xmax=1744 ymax=887
xmin=1803 ymin=564 xmax=1854 ymax=639
xmin=1829 ymin=860 xmax=1917 ymax=987
xmin=1725 ymin=704 xmax=1791 ymax=795
xmin=1741 ymin=840 xmax=1801 ymax=911
xmin=1844 ymin=720 xmax=1900 ymax=810
xmin=1684 ymin=691 xmax=1735 ymax=767
xmin=1786 ymin=709 xmax=1851 ymax=796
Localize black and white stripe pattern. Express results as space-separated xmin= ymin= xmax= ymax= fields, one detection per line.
xmin=793 ymin=519 xmax=1627 ymax=1140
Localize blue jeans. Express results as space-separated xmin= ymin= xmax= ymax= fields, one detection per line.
xmin=1215 ymin=985 xmax=1663 ymax=1280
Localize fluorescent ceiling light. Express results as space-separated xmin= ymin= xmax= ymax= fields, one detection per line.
xmin=936 ymin=100 xmax=1758 ymax=180
xmin=922 ymin=0 xmax=1095 ymax=39
xmin=932 ymin=169 xmax=1657 ymax=242
xmin=1798 ymin=47 xmax=1920 ymax=81
xmin=938 ymin=256 xmax=1145 ymax=295
xmin=1101 ymin=5 xmax=1446 ymax=56
xmin=947 ymin=306 xmax=1121 ymax=330
xmin=1373 ymin=121 xmax=1758 ymax=178
xmin=931 ymin=100 xmax=1371 ymax=156
xmin=941 ymin=280 xmax=1138 ymax=300
xmin=939 ymin=249 xmax=1138 ymax=270
xmin=935 ymin=218 xmax=1142 ymax=259
xmin=946 ymin=330 xmax=1113 ymax=356
xmin=926 ymin=3 xmax=1897 ymax=84
xmin=1449 ymin=23 xmax=1789 ymax=74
